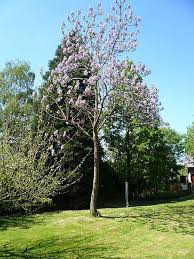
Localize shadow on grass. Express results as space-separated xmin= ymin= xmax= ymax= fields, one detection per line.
xmin=0 ymin=235 xmax=119 ymax=259
xmin=0 ymin=214 xmax=46 ymax=231
xmin=100 ymin=215 xmax=129 ymax=219
xmin=136 ymin=204 xmax=194 ymax=235
xmin=101 ymin=202 xmax=194 ymax=236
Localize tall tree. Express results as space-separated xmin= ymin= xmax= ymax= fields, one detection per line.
xmin=41 ymin=35 xmax=93 ymax=209
xmin=185 ymin=122 xmax=194 ymax=157
xmin=105 ymin=124 xmax=184 ymax=196
xmin=43 ymin=0 xmax=160 ymax=216
xmin=0 ymin=60 xmax=36 ymax=136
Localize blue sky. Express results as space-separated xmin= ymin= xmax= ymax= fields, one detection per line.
xmin=0 ymin=0 xmax=194 ymax=133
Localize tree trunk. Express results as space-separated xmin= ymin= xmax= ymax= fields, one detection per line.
xmin=90 ymin=128 xmax=100 ymax=216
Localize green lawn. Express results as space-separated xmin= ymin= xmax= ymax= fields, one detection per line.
xmin=1 ymin=199 xmax=194 ymax=258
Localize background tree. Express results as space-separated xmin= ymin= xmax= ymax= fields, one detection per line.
xmin=104 ymin=123 xmax=184 ymax=198
xmin=0 ymin=60 xmax=37 ymax=137
xmin=185 ymin=122 xmax=194 ymax=157
xmin=40 ymin=35 xmax=94 ymax=209
xmin=103 ymin=62 xmax=161 ymax=197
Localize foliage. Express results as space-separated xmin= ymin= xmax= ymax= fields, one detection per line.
xmin=40 ymin=37 xmax=93 ymax=209
xmin=0 ymin=60 xmax=89 ymax=214
xmin=0 ymin=125 xmax=85 ymax=214
xmin=104 ymin=122 xmax=184 ymax=197
xmin=0 ymin=60 xmax=36 ymax=135
xmin=185 ymin=122 xmax=194 ymax=157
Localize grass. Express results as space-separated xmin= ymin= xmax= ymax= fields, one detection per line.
xmin=1 ymin=199 xmax=194 ymax=258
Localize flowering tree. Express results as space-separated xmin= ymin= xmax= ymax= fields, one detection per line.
xmin=42 ymin=0 xmax=160 ymax=216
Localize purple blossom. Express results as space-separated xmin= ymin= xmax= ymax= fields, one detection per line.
xmin=44 ymin=0 xmax=161 ymax=134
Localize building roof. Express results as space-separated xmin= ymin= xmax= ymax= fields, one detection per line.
xmin=187 ymin=164 xmax=194 ymax=168
xmin=185 ymin=155 xmax=194 ymax=168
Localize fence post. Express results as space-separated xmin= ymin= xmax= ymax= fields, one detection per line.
xmin=125 ymin=181 xmax=129 ymax=208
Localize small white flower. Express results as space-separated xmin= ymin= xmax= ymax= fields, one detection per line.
xmin=51 ymin=148 xmax=55 ymax=156
xmin=54 ymin=130 xmax=58 ymax=136
xmin=32 ymin=91 xmax=36 ymax=97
